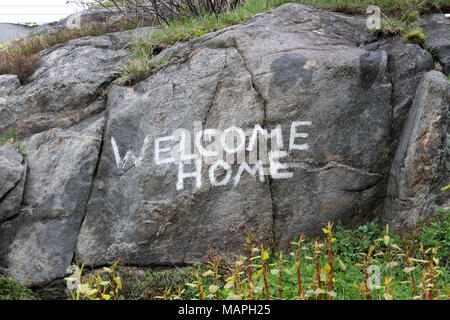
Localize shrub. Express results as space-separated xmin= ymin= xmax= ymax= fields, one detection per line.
xmin=0 ymin=277 xmax=36 ymax=300
xmin=65 ymin=262 xmax=123 ymax=300
xmin=80 ymin=0 xmax=243 ymax=24
xmin=0 ymin=52 xmax=40 ymax=83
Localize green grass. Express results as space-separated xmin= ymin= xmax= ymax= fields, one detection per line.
xmin=120 ymin=0 xmax=448 ymax=84
xmin=300 ymin=0 xmax=447 ymax=17
xmin=1 ymin=0 xmax=447 ymax=83
xmin=118 ymin=0 xmax=292 ymax=84
xmin=81 ymin=208 xmax=449 ymax=300
xmin=176 ymin=209 xmax=449 ymax=300
xmin=403 ymin=25 xmax=426 ymax=45
xmin=0 ymin=277 xmax=36 ymax=300
xmin=0 ymin=129 xmax=26 ymax=156
xmin=377 ymin=18 xmax=406 ymax=35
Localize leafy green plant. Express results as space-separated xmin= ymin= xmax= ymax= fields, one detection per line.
xmin=173 ymin=209 xmax=449 ymax=300
xmin=65 ymin=261 xmax=122 ymax=300
xmin=429 ymin=47 xmax=438 ymax=58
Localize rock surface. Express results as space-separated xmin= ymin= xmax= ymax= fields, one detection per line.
xmin=383 ymin=71 xmax=449 ymax=228
xmin=423 ymin=14 xmax=450 ymax=74
xmin=0 ymin=27 xmax=154 ymax=138
xmin=0 ymin=116 xmax=104 ymax=286
xmin=0 ymin=75 xmax=20 ymax=97
xmin=0 ymin=143 xmax=26 ymax=223
xmin=0 ymin=4 xmax=448 ymax=288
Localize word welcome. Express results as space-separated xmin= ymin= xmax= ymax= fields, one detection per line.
xmin=111 ymin=121 xmax=312 ymax=190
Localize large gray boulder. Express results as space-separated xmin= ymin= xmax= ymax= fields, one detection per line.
xmin=75 ymin=3 xmax=428 ymax=265
xmin=383 ymin=71 xmax=449 ymax=228
xmin=0 ymin=116 xmax=104 ymax=286
xmin=0 ymin=143 xmax=26 ymax=223
xmin=0 ymin=3 xmax=448 ymax=289
xmin=75 ymin=47 xmax=274 ymax=266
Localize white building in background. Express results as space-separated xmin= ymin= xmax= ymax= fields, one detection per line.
xmin=0 ymin=0 xmax=84 ymax=43
xmin=0 ymin=23 xmax=31 ymax=43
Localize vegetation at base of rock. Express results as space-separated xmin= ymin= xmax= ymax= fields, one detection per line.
xmin=64 ymin=261 xmax=123 ymax=300
xmin=117 ymin=266 xmax=194 ymax=299
xmin=0 ymin=277 xmax=36 ymax=300
xmin=176 ymin=210 xmax=449 ymax=300
xmin=67 ymin=209 xmax=449 ymax=300
xmin=65 ymin=262 xmax=194 ymax=300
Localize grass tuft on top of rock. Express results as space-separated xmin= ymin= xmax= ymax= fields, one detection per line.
xmin=403 ymin=26 xmax=427 ymax=46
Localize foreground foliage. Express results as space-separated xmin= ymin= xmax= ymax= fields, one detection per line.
xmin=64 ymin=261 xmax=123 ymax=300
xmin=66 ymin=208 xmax=449 ymax=300
xmin=0 ymin=277 xmax=35 ymax=300
xmin=178 ymin=211 xmax=449 ymax=300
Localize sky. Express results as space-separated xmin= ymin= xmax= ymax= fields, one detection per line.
xmin=0 ymin=0 xmax=85 ymax=24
